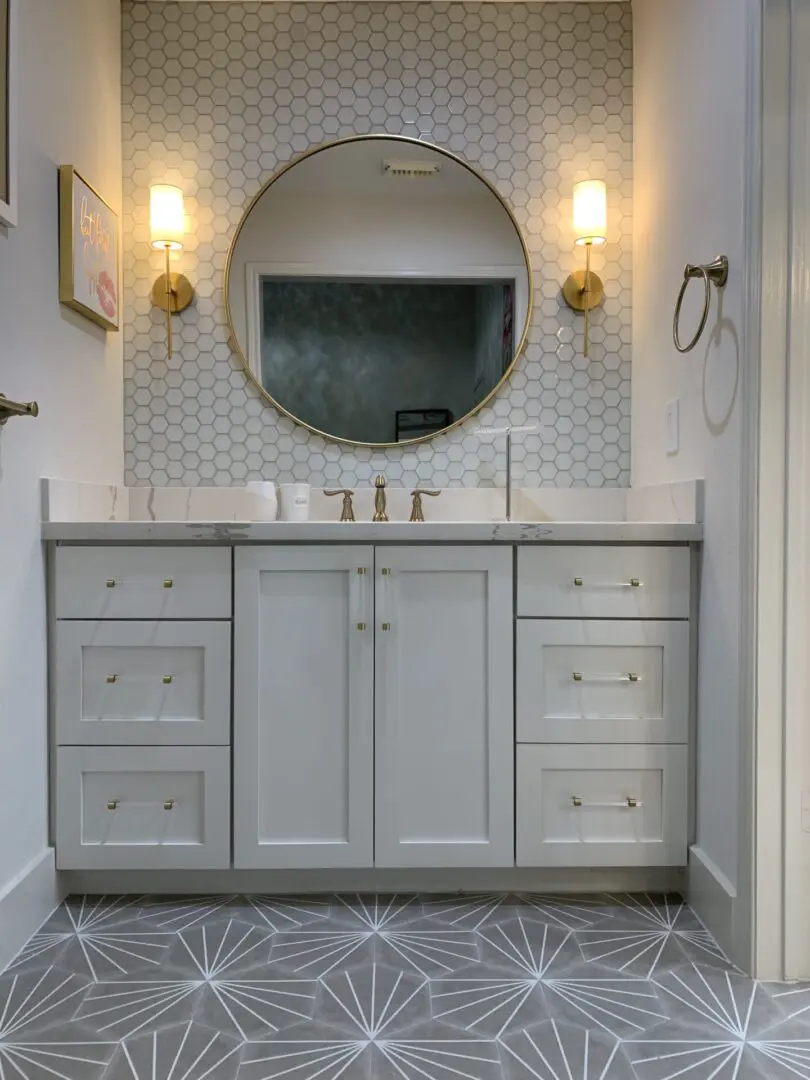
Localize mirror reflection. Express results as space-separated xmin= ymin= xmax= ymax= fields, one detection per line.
xmin=226 ymin=136 xmax=531 ymax=446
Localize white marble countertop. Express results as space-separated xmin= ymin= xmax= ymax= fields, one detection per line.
xmin=41 ymin=519 xmax=703 ymax=542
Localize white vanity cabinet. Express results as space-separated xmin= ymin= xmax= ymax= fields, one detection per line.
xmin=233 ymin=545 xmax=514 ymax=869
xmin=233 ymin=547 xmax=375 ymax=868
xmin=374 ymin=547 xmax=513 ymax=866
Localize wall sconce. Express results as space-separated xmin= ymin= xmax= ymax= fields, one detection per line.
xmin=562 ymin=179 xmax=607 ymax=357
xmin=150 ymin=184 xmax=193 ymax=359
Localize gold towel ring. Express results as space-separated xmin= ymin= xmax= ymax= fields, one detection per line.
xmin=673 ymin=255 xmax=728 ymax=353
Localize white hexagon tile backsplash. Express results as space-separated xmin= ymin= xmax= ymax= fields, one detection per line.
xmin=122 ymin=1 xmax=632 ymax=488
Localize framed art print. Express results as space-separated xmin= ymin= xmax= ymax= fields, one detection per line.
xmin=59 ymin=165 xmax=120 ymax=330
xmin=0 ymin=0 xmax=17 ymax=227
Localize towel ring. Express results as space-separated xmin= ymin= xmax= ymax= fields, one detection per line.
xmin=673 ymin=255 xmax=729 ymax=353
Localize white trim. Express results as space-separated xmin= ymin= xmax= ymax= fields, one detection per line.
xmin=0 ymin=849 xmax=65 ymax=972
xmin=0 ymin=0 xmax=18 ymax=227
xmin=59 ymin=866 xmax=683 ymax=896
xmin=782 ymin=0 xmax=810 ymax=981
xmin=688 ymin=845 xmax=737 ymax=963
xmin=245 ymin=260 xmax=530 ymax=381
xmin=749 ymin=0 xmax=792 ymax=981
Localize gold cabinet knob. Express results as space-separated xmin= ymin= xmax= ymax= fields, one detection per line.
xmin=573 ymin=577 xmax=583 ymax=587
xmin=627 ymin=672 xmax=639 ymax=682
xmin=571 ymin=796 xmax=582 ymax=807
xmin=356 ymin=567 xmax=366 ymax=575
xmin=382 ymin=622 xmax=391 ymax=631
xmin=164 ymin=799 xmax=175 ymax=811
xmin=381 ymin=568 xmax=391 ymax=576
xmin=627 ymin=796 xmax=638 ymax=808
xmin=357 ymin=622 xmax=367 ymax=631
xmin=105 ymin=579 xmax=116 ymax=589
xmin=572 ymin=672 xmax=583 ymax=682
xmin=163 ymin=578 xmax=174 ymax=589
xmin=162 ymin=674 xmax=173 ymax=685
xmin=106 ymin=674 xmax=119 ymax=684
xmin=107 ymin=799 xmax=119 ymax=810
xmin=629 ymin=578 xmax=642 ymax=587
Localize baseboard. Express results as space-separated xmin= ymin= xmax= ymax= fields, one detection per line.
xmin=60 ymin=865 xmax=686 ymax=896
xmin=0 ymin=848 xmax=65 ymax=973
xmin=688 ymin=845 xmax=738 ymax=964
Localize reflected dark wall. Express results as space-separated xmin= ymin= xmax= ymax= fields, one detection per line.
xmin=260 ymin=279 xmax=511 ymax=443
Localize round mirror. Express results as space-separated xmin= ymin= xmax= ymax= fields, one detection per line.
xmin=225 ymin=135 xmax=532 ymax=447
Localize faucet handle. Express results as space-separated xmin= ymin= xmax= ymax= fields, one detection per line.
xmin=325 ymin=489 xmax=356 ymax=522
xmin=409 ymin=489 xmax=440 ymax=523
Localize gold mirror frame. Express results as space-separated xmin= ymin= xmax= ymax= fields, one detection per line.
xmin=224 ymin=133 xmax=534 ymax=449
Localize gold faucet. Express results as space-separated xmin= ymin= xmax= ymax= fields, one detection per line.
xmin=373 ymin=474 xmax=388 ymax=522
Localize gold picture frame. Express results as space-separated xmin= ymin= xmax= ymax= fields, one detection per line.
xmin=58 ymin=165 xmax=120 ymax=331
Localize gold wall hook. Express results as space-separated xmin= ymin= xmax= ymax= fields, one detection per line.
xmin=0 ymin=394 xmax=39 ymax=426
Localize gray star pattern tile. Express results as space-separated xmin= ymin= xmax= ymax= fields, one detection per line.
xmin=0 ymin=893 xmax=808 ymax=1080
xmin=121 ymin=2 xmax=633 ymax=490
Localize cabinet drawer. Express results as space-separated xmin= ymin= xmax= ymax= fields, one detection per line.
xmin=56 ymin=746 xmax=230 ymax=869
xmin=55 ymin=621 xmax=231 ymax=745
xmin=516 ymin=744 xmax=687 ymax=868
xmin=54 ymin=547 xmax=231 ymax=620
xmin=516 ymin=621 xmax=688 ymax=743
xmin=517 ymin=546 xmax=690 ymax=619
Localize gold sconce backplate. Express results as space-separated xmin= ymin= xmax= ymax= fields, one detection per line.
xmin=562 ymin=269 xmax=605 ymax=312
xmin=151 ymin=272 xmax=194 ymax=314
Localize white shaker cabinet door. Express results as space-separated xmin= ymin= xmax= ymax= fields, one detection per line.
xmin=374 ymin=546 xmax=514 ymax=867
xmin=233 ymin=546 xmax=374 ymax=868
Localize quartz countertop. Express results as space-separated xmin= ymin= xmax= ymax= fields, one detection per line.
xmin=41 ymin=519 xmax=703 ymax=542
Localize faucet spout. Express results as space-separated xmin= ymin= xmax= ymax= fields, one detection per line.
xmin=373 ymin=474 xmax=389 ymax=522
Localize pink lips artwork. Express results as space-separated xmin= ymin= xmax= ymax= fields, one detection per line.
xmin=97 ymin=269 xmax=117 ymax=321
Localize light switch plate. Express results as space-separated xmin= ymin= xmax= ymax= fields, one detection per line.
xmin=665 ymin=399 xmax=679 ymax=455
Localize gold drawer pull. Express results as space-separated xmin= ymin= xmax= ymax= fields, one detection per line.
xmin=356 ymin=567 xmax=366 ymax=575
xmin=106 ymin=674 xmax=119 ymax=684
xmin=627 ymin=672 xmax=640 ymax=682
xmin=572 ymin=672 xmax=583 ymax=682
xmin=382 ymin=622 xmax=391 ymax=631
xmin=107 ymin=799 xmax=119 ymax=810
xmin=571 ymin=796 xmax=582 ymax=807
xmin=627 ymin=796 xmax=639 ymax=808
xmin=573 ymin=577 xmax=583 ymax=587
xmin=629 ymin=578 xmax=642 ymax=587
xmin=163 ymin=578 xmax=174 ymax=589
xmin=357 ymin=622 xmax=367 ymax=631
xmin=105 ymin=578 xmax=116 ymax=589
xmin=164 ymin=799 xmax=175 ymax=811
xmin=162 ymin=674 xmax=173 ymax=685
xmin=381 ymin=568 xmax=391 ymax=576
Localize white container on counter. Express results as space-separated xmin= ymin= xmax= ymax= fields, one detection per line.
xmin=278 ymin=483 xmax=310 ymax=522
xmin=246 ymin=481 xmax=278 ymax=521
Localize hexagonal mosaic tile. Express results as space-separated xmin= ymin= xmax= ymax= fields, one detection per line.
xmin=122 ymin=1 xmax=632 ymax=488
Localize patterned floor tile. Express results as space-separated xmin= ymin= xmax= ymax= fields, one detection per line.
xmin=421 ymin=894 xmax=516 ymax=931
xmin=499 ymin=1019 xmax=633 ymax=1080
xmin=104 ymin=1021 xmax=242 ymax=1080
xmin=137 ymin=896 xmax=235 ymax=933
xmin=227 ymin=896 xmax=333 ymax=933
xmin=514 ymin=896 xmax=620 ymax=932
xmin=160 ymin=919 xmax=274 ymax=980
xmin=0 ymin=967 xmax=93 ymax=1041
xmin=237 ymin=1019 xmax=502 ymax=1080
xmin=314 ymin=962 xmax=431 ymax=1035
xmin=653 ymin=964 xmax=786 ymax=1039
xmin=0 ymin=1038 xmax=117 ymax=1080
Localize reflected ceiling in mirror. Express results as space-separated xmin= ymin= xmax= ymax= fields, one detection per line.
xmin=225 ymin=135 xmax=532 ymax=446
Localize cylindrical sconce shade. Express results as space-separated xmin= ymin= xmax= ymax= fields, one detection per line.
xmin=572 ymin=179 xmax=607 ymax=246
xmin=150 ymin=185 xmax=185 ymax=250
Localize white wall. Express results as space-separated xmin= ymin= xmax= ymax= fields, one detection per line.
xmin=0 ymin=0 xmax=122 ymax=962
xmin=633 ymin=0 xmax=753 ymax=956
xmin=228 ymin=191 xmax=528 ymax=353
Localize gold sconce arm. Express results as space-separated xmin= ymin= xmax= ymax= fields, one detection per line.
xmin=562 ymin=242 xmax=605 ymax=359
